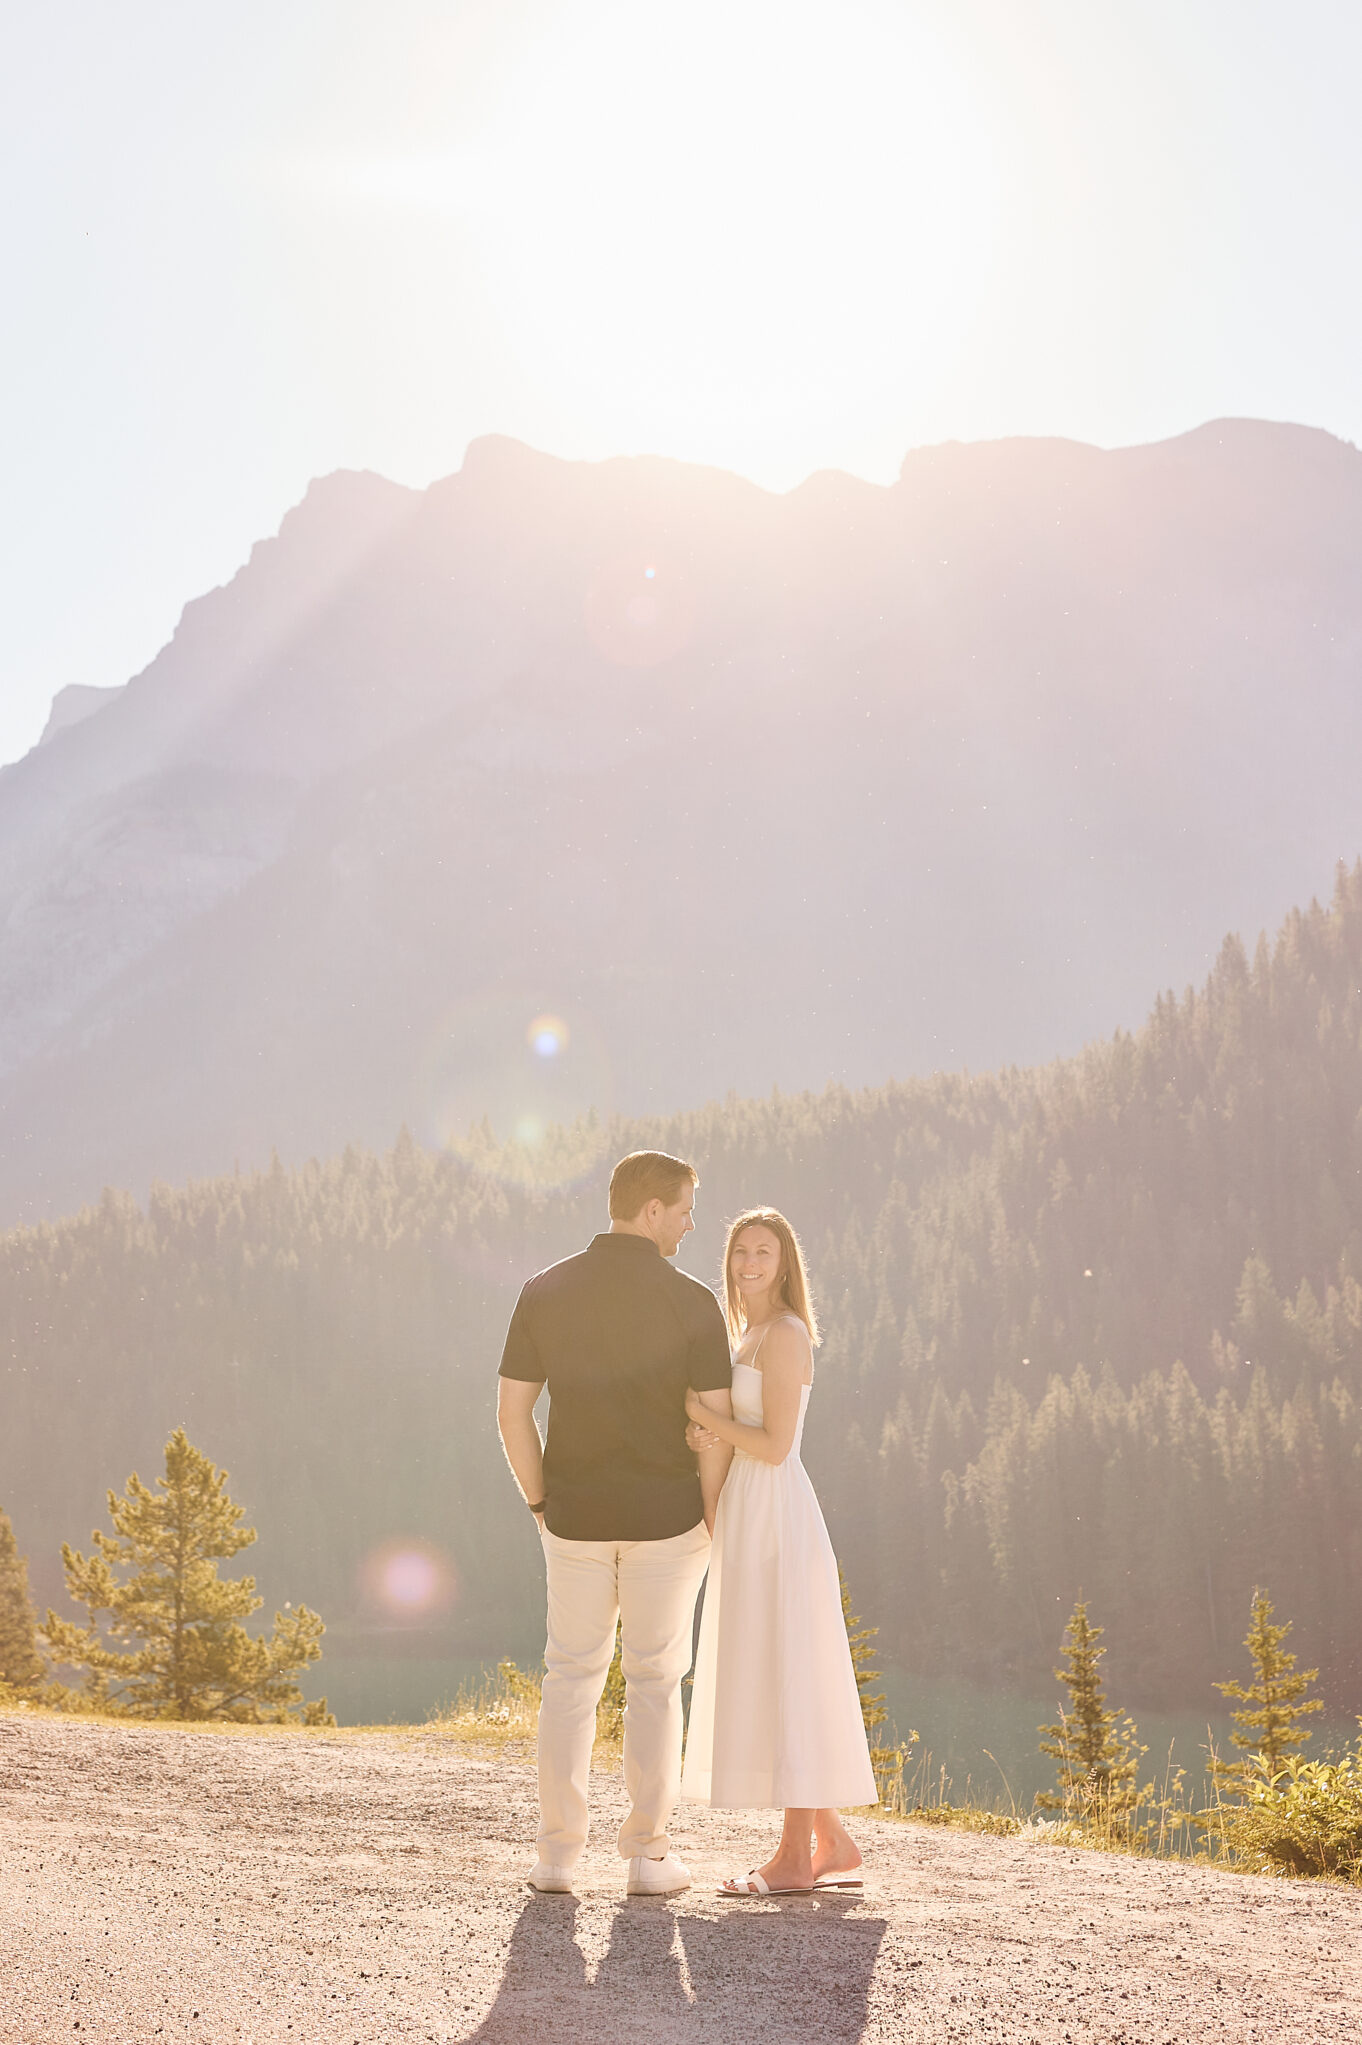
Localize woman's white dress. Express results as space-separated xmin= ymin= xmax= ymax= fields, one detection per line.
xmin=682 ymin=1324 xmax=877 ymax=1810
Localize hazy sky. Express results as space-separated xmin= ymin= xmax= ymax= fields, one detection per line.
xmin=3 ymin=0 xmax=1360 ymax=767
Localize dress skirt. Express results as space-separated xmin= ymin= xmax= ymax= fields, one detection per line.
xmin=682 ymin=1403 xmax=877 ymax=1811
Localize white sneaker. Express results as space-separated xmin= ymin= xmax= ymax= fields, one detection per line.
xmin=526 ymin=1860 xmax=575 ymax=1893
xmin=626 ymin=1852 xmax=692 ymax=1896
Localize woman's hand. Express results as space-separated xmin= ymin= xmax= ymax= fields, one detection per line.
xmin=685 ymin=1387 xmax=721 ymax=1451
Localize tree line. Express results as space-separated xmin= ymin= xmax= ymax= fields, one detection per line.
xmin=5 ymin=866 xmax=1362 ymax=1711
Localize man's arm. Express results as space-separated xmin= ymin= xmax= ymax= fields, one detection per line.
xmin=694 ymin=1387 xmax=733 ymax=1534
xmin=497 ymin=1377 xmax=547 ymax=1521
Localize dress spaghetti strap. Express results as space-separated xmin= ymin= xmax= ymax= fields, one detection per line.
xmin=747 ymin=1312 xmax=811 ymax=1376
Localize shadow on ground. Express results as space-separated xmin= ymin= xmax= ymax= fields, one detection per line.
xmin=469 ymin=1889 xmax=887 ymax=2042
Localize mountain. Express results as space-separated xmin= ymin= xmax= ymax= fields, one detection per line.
xmin=3 ymin=420 xmax=1362 ymax=1224
xmin=36 ymin=684 xmax=127 ymax=747
xmin=6 ymin=872 xmax=1362 ymax=1711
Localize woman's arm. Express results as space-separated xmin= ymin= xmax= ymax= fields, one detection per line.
xmin=692 ymin=1388 xmax=733 ymax=1531
xmin=684 ymin=1323 xmax=809 ymax=1466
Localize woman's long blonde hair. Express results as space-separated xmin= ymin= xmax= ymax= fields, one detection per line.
xmin=721 ymin=1207 xmax=821 ymax=1346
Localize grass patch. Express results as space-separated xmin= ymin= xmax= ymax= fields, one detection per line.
xmin=0 ymin=1682 xmax=389 ymax=1741
xmin=424 ymin=1655 xmax=625 ymax=1770
xmin=904 ymin=1803 xmax=1022 ymax=1837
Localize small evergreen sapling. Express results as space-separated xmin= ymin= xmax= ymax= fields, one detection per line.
xmin=840 ymin=1564 xmax=918 ymax=1805
xmin=839 ymin=1564 xmax=888 ymax=1741
xmin=1037 ymin=1598 xmax=1144 ymax=1826
xmin=43 ymin=1428 xmax=334 ymax=1723
xmin=1213 ymin=1587 xmax=1323 ymax=1785
xmin=0 ymin=1504 xmax=45 ymax=1691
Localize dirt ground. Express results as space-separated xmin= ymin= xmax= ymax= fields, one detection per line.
xmin=1 ymin=1711 xmax=1358 ymax=2044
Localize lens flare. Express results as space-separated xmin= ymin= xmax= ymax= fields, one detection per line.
xmin=406 ymin=988 xmax=614 ymax=1193
xmin=359 ymin=1538 xmax=456 ymax=1620
xmin=583 ymin=552 xmax=694 ymax=669
xmin=528 ymin=1014 xmax=569 ymax=1058
xmin=385 ymin=1551 xmax=437 ymax=1609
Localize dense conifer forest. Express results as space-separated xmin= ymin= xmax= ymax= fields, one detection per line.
xmin=5 ymin=866 xmax=1362 ymax=1713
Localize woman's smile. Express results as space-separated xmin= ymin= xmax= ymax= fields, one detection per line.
xmin=730 ymin=1224 xmax=784 ymax=1300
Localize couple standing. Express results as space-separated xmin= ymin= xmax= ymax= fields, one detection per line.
xmin=496 ymin=1148 xmax=875 ymax=1898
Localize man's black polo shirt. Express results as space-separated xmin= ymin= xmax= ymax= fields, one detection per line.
xmin=498 ymin=1232 xmax=733 ymax=1542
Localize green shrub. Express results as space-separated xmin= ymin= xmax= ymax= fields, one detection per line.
xmin=1218 ymin=1748 xmax=1362 ymax=1882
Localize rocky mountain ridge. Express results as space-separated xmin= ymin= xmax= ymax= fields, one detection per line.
xmin=1 ymin=419 xmax=1360 ymax=1222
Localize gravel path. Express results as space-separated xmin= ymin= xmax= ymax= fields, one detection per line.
xmin=1 ymin=1711 xmax=1358 ymax=2043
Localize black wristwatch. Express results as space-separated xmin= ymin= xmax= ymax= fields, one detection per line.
xmin=527 ymin=1499 xmax=547 ymax=1515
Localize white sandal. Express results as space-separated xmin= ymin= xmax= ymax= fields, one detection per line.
xmin=720 ymin=1869 xmax=814 ymax=1897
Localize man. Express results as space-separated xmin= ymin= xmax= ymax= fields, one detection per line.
xmin=497 ymin=1149 xmax=734 ymax=1895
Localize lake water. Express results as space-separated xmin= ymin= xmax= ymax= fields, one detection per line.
xmin=301 ymin=1647 xmax=537 ymax=1728
xmin=878 ymin=1669 xmax=1244 ymax=1811
xmin=303 ymin=1650 xmax=1354 ymax=1811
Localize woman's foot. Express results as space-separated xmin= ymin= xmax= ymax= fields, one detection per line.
xmin=722 ymin=1849 xmax=813 ymax=1895
xmin=810 ymin=1814 xmax=862 ymax=1886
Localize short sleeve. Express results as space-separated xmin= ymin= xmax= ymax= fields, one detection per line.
xmin=498 ymin=1285 xmax=546 ymax=1383
xmin=686 ymin=1285 xmax=734 ymax=1393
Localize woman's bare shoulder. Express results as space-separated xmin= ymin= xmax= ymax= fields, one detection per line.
xmin=758 ymin=1316 xmax=813 ymax=1373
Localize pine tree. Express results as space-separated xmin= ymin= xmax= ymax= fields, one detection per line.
xmin=1037 ymin=1599 xmax=1144 ymax=1822
xmin=1213 ymin=1587 xmax=1323 ymax=1783
xmin=43 ymin=1429 xmax=333 ymax=1723
xmin=839 ymin=1563 xmax=918 ymax=1808
xmin=839 ymin=1564 xmax=887 ymax=1740
xmin=0 ymin=1504 xmax=45 ymax=1689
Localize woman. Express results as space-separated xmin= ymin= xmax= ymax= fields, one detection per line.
xmin=680 ymin=1206 xmax=876 ymax=1896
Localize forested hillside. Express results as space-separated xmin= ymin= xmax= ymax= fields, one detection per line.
xmin=5 ymin=868 xmax=1362 ymax=1710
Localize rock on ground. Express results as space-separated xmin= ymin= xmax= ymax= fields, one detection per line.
xmin=1 ymin=1711 xmax=1358 ymax=2043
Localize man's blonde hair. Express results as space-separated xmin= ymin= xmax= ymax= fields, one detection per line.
xmin=722 ymin=1207 xmax=821 ymax=1345
xmin=608 ymin=1150 xmax=698 ymax=1220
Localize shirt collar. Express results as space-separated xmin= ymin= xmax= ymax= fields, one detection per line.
xmin=591 ymin=1231 xmax=661 ymax=1256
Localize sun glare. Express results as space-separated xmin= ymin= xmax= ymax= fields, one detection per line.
xmin=469 ymin=3 xmax=1005 ymax=460
xmin=285 ymin=0 xmax=1011 ymax=481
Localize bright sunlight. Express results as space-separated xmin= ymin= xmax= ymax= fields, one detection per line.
xmin=285 ymin=0 xmax=1013 ymax=479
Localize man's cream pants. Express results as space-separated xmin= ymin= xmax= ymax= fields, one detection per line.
xmin=537 ymin=1520 xmax=711 ymax=1866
